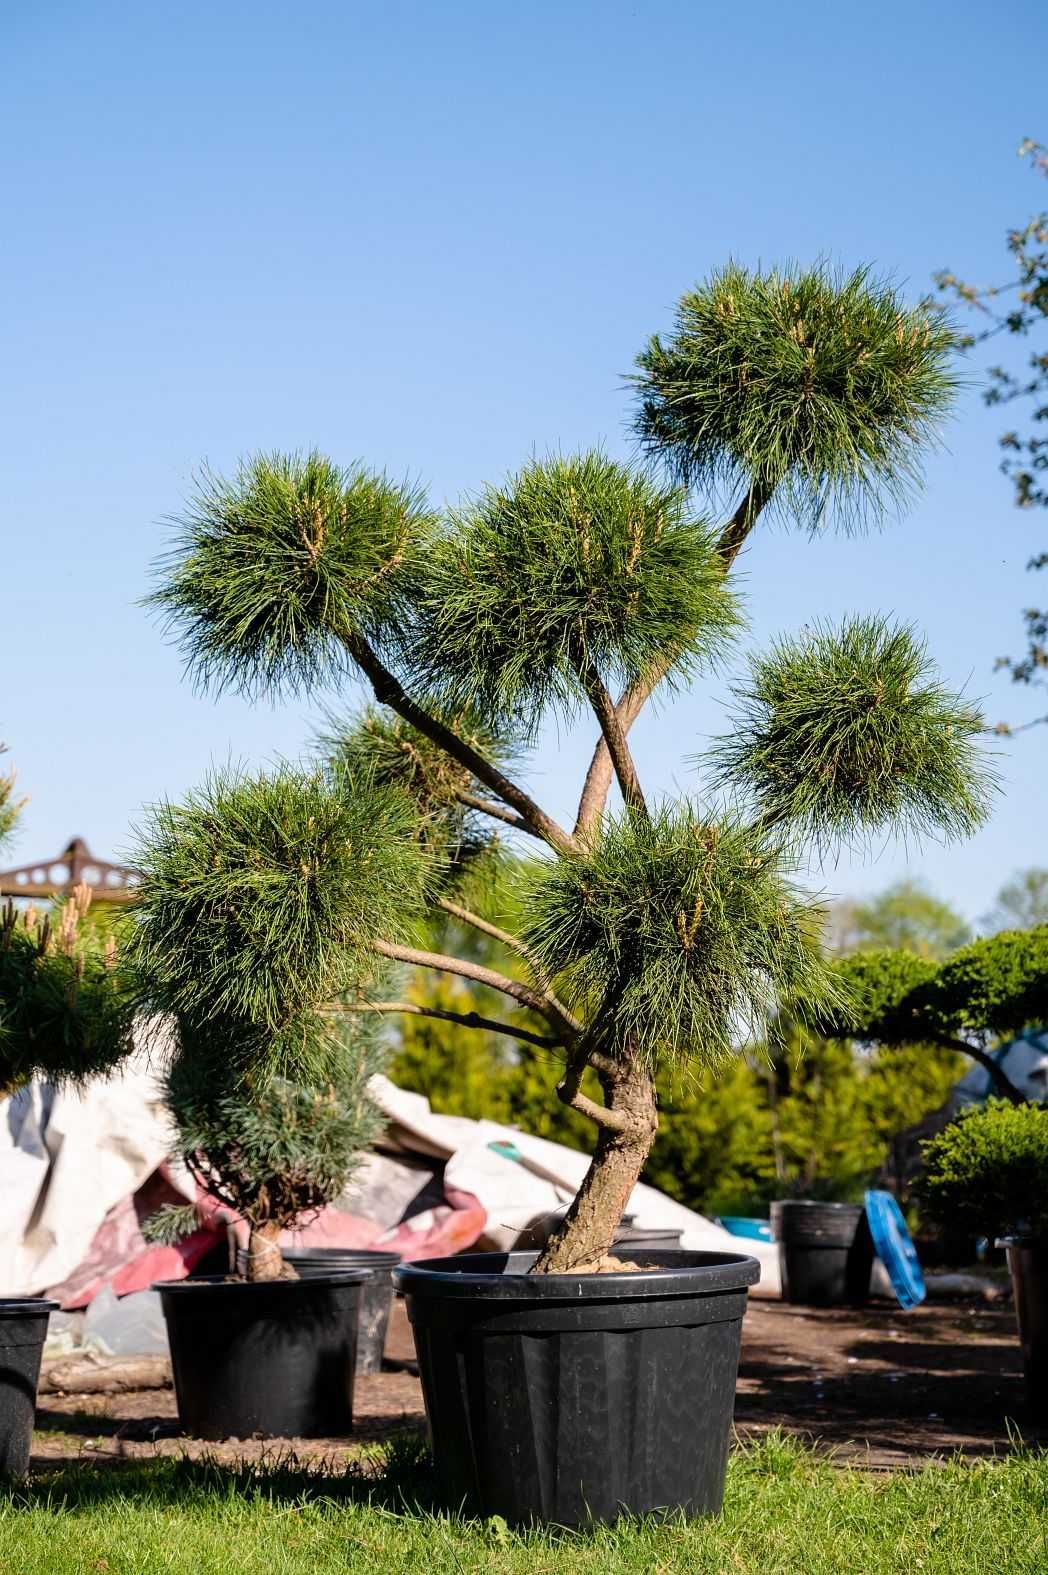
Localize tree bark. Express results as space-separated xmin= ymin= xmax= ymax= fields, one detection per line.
xmin=531 ymin=1056 xmax=659 ymax=1272
xmin=245 ymin=1220 xmax=289 ymax=1281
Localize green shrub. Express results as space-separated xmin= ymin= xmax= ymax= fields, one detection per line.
xmin=918 ymin=1099 xmax=1048 ymax=1239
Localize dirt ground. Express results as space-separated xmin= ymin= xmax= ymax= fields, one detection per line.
xmin=30 ymin=1295 xmax=1046 ymax=1474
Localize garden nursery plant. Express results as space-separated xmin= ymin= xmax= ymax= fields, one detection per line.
xmin=133 ymin=262 xmax=995 ymax=1523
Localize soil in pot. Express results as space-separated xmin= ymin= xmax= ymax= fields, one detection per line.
xmin=394 ymin=1248 xmax=760 ymax=1529
xmin=0 ymin=1299 xmax=58 ymax=1478
xmin=236 ymin=1248 xmax=401 ymax=1375
xmin=1002 ymin=1239 xmax=1048 ymax=1423
xmin=156 ymin=1272 xmax=365 ymax=1440
xmin=771 ymin=1201 xmax=874 ymax=1307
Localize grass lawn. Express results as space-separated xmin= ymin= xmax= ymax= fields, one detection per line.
xmin=1 ymin=1433 xmax=1045 ymax=1574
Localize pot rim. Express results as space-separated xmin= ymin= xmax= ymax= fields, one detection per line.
xmin=0 ymin=1297 xmax=60 ymax=1318
xmin=393 ymin=1248 xmax=760 ymax=1301
xmin=153 ymin=1271 xmax=369 ymax=1294
xmin=996 ymin=1235 xmax=1048 ymax=1248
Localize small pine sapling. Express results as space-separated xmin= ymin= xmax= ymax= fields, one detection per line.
xmin=142 ymin=263 xmax=995 ymax=1273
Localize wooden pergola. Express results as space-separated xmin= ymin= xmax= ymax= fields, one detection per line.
xmin=0 ymin=836 xmax=138 ymax=903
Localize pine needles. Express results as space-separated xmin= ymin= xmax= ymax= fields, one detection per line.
xmin=710 ymin=616 xmax=995 ymax=850
xmin=634 ymin=263 xmax=957 ymax=530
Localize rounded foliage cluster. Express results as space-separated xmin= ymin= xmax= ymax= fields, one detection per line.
xmin=918 ymin=1100 xmax=1048 ymax=1239
xmin=129 ymin=767 xmax=430 ymax=1039
xmin=633 ymin=263 xmax=957 ymax=528
xmin=411 ymin=452 xmax=740 ymax=732
xmin=521 ymin=806 xmax=841 ymax=1065
xmin=151 ymin=452 xmax=434 ymax=696
xmin=711 ymin=616 xmax=994 ymax=850
xmin=817 ymin=948 xmax=938 ymax=1043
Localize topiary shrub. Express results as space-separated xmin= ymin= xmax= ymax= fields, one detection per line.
xmin=918 ymin=1100 xmax=1048 ymax=1241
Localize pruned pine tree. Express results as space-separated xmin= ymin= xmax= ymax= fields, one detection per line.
xmin=146 ymin=1013 xmax=390 ymax=1281
xmin=819 ymin=927 xmax=1048 ymax=1105
xmin=140 ymin=263 xmax=994 ymax=1273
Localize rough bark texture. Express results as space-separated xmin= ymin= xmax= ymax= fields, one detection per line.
xmin=531 ymin=1056 xmax=659 ymax=1273
xmin=245 ymin=1220 xmax=288 ymax=1282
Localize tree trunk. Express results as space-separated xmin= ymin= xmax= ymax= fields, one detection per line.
xmin=245 ymin=1220 xmax=289 ymax=1282
xmin=532 ymin=1057 xmax=658 ymax=1273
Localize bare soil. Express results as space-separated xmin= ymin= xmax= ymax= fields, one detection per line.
xmin=31 ymin=1295 xmax=1046 ymax=1473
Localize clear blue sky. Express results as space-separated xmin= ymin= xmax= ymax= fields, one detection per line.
xmin=2 ymin=0 xmax=1045 ymax=925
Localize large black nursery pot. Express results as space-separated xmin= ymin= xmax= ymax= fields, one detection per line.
xmin=394 ymin=1248 xmax=760 ymax=1529
xmin=156 ymin=1271 xmax=366 ymax=1440
xmin=771 ymin=1201 xmax=874 ymax=1308
xmin=236 ymin=1246 xmax=401 ymax=1374
xmin=0 ymin=1298 xmax=58 ymax=1478
xmin=1001 ymin=1238 xmax=1048 ymax=1422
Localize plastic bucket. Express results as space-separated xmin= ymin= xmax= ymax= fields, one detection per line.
xmin=1002 ymin=1238 xmax=1048 ymax=1422
xmin=234 ymin=1247 xmax=400 ymax=1375
xmin=395 ymin=1248 xmax=760 ymax=1528
xmin=0 ymin=1299 xmax=58 ymax=1478
xmin=771 ymin=1201 xmax=873 ymax=1307
xmin=156 ymin=1272 xmax=365 ymax=1439
xmin=718 ymin=1216 xmax=773 ymax=1243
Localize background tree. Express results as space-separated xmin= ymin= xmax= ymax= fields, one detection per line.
xmin=145 ymin=262 xmax=992 ymax=1272
xmin=936 ymin=138 xmax=1048 ymax=721
xmin=985 ymin=867 xmax=1048 ymax=933
xmin=827 ymin=879 xmax=971 ymax=958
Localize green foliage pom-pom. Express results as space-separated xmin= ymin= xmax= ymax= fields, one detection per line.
xmin=918 ymin=1099 xmax=1048 ymax=1239
xmin=521 ymin=806 xmax=841 ymax=1065
xmin=410 ymin=452 xmax=741 ymax=732
xmin=634 ymin=262 xmax=958 ymax=529
xmin=711 ymin=616 xmax=995 ymax=850
xmin=129 ymin=767 xmax=431 ymax=1034
xmin=150 ymin=452 xmax=435 ymax=698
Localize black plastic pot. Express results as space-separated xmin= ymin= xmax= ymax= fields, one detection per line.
xmin=395 ymin=1248 xmax=760 ymax=1528
xmin=771 ymin=1201 xmax=874 ymax=1307
xmin=0 ymin=1298 xmax=58 ymax=1478
xmin=1001 ymin=1238 xmax=1048 ymax=1422
xmin=156 ymin=1272 xmax=365 ymax=1439
xmin=236 ymin=1248 xmax=400 ymax=1375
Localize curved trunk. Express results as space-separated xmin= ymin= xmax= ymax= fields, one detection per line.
xmin=245 ymin=1220 xmax=289 ymax=1282
xmin=532 ymin=1058 xmax=658 ymax=1273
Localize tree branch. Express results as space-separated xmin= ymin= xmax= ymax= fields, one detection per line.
xmin=573 ymin=479 xmax=775 ymax=838
xmin=556 ymin=1050 xmax=631 ymax=1133
xmin=574 ymin=652 xmax=648 ymax=818
xmin=343 ymin=630 xmax=577 ymax=855
xmin=938 ymin=1035 xmax=1028 ymax=1105
xmin=455 ymin=791 xmax=528 ymax=830
xmin=435 ymin=895 xmax=584 ymax=1035
xmin=371 ymin=937 xmax=578 ymax=1036
xmin=345 ymin=1000 xmax=562 ymax=1051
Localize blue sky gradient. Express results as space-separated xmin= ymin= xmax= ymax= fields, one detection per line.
xmin=2 ymin=0 xmax=1046 ymax=923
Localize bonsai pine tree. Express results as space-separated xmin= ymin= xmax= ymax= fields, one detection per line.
xmin=144 ymin=263 xmax=994 ymax=1273
xmin=819 ymin=926 xmax=1048 ymax=1104
xmin=146 ymin=1012 xmax=390 ymax=1280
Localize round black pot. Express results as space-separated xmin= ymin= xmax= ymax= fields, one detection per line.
xmin=1001 ymin=1238 xmax=1048 ymax=1422
xmin=236 ymin=1248 xmax=400 ymax=1375
xmin=156 ymin=1272 xmax=366 ymax=1440
xmin=0 ymin=1299 xmax=58 ymax=1478
xmin=394 ymin=1248 xmax=760 ymax=1529
xmin=771 ymin=1201 xmax=874 ymax=1308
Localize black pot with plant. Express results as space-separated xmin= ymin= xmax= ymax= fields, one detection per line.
xmin=920 ymin=1099 xmax=1048 ymax=1420
xmin=137 ymin=260 xmax=991 ymax=1522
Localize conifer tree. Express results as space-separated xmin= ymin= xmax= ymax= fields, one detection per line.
xmin=139 ymin=263 xmax=994 ymax=1271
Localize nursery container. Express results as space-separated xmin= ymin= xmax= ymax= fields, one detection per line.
xmin=156 ymin=1271 xmax=366 ymax=1439
xmin=1001 ymin=1238 xmax=1048 ymax=1422
xmin=771 ymin=1201 xmax=874 ymax=1307
xmin=395 ymin=1248 xmax=760 ymax=1528
xmin=240 ymin=1248 xmax=400 ymax=1374
xmin=0 ymin=1298 xmax=58 ymax=1478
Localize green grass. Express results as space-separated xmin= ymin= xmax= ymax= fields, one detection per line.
xmin=2 ymin=1434 xmax=1045 ymax=1574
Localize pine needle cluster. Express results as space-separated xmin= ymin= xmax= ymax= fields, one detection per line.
xmin=149 ymin=452 xmax=435 ymax=697
xmin=522 ymin=807 xmax=842 ymax=1066
xmin=0 ymin=889 xmax=136 ymax=1097
xmin=633 ymin=263 xmax=957 ymax=528
xmin=409 ymin=453 xmax=741 ymax=731
xmin=710 ymin=616 xmax=994 ymax=849
xmin=128 ymin=767 xmax=431 ymax=1041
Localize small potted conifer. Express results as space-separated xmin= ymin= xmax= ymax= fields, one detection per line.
xmin=1 ymin=756 xmax=136 ymax=1473
xmin=920 ymin=1100 xmax=1048 ymax=1421
xmin=141 ymin=263 xmax=993 ymax=1524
